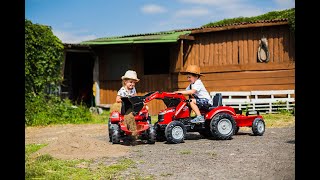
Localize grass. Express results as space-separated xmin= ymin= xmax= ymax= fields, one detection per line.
xmin=89 ymin=109 xmax=110 ymax=124
xmin=160 ymin=173 xmax=173 ymax=177
xmin=206 ymin=151 xmax=217 ymax=158
xmin=202 ymin=8 xmax=295 ymax=32
xmin=25 ymin=143 xmax=136 ymax=180
xmin=179 ymin=150 xmax=192 ymax=155
xmin=261 ymin=111 xmax=295 ymax=128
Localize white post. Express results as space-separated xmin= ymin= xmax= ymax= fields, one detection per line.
xmin=93 ymin=56 xmax=100 ymax=105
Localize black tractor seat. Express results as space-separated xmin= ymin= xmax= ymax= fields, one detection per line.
xmin=208 ymin=93 xmax=222 ymax=111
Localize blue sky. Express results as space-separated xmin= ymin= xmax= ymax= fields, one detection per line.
xmin=26 ymin=0 xmax=295 ymax=44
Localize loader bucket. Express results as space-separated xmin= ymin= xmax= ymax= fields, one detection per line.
xmin=121 ymin=96 xmax=145 ymax=115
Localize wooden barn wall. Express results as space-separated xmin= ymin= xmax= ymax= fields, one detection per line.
xmin=96 ymin=44 xmax=175 ymax=115
xmin=175 ymin=25 xmax=295 ymax=92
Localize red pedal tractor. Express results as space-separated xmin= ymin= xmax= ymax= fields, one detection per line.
xmin=108 ymin=93 xmax=156 ymax=144
xmin=138 ymin=91 xmax=265 ymax=144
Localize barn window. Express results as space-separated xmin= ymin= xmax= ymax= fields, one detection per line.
xmin=143 ymin=44 xmax=170 ymax=75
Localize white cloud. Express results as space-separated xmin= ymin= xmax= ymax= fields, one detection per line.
xmin=273 ymin=0 xmax=295 ymax=8
xmin=175 ymin=7 xmax=209 ymax=17
xmin=178 ymin=0 xmax=240 ymax=6
xmin=141 ymin=4 xmax=167 ymax=14
xmin=53 ymin=30 xmax=97 ymax=44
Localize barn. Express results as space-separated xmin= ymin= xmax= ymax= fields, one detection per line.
xmin=62 ymin=18 xmax=295 ymax=115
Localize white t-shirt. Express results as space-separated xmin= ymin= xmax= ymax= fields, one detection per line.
xmin=186 ymin=79 xmax=213 ymax=105
xmin=117 ymin=87 xmax=137 ymax=97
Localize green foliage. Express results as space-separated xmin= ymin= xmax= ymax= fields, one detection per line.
xmin=203 ymin=8 xmax=295 ymax=33
xmin=25 ymin=19 xmax=64 ymax=96
xmin=25 ymin=93 xmax=93 ymax=126
xmin=25 ymin=143 xmax=136 ymax=180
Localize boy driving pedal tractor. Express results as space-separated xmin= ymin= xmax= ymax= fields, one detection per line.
xmin=174 ymin=65 xmax=212 ymax=123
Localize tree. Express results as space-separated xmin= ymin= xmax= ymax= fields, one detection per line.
xmin=25 ymin=19 xmax=64 ymax=96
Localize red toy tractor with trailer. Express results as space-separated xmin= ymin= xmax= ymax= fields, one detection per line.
xmin=112 ymin=91 xmax=265 ymax=144
xmin=108 ymin=93 xmax=156 ymax=144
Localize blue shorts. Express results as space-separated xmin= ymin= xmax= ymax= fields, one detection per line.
xmin=195 ymin=98 xmax=211 ymax=110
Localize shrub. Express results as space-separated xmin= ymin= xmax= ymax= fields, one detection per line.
xmin=25 ymin=94 xmax=93 ymax=126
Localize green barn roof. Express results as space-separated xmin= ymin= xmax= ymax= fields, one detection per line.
xmin=80 ymin=30 xmax=191 ymax=45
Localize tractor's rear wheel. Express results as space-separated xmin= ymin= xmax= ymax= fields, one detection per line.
xmin=210 ymin=113 xmax=236 ymax=140
xmin=165 ymin=121 xmax=186 ymax=144
xmin=252 ymin=118 xmax=265 ymax=136
xmin=111 ymin=124 xmax=121 ymax=144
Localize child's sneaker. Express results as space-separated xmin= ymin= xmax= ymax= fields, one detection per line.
xmin=190 ymin=115 xmax=205 ymax=123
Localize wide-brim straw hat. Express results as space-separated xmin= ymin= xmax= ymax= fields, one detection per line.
xmin=181 ymin=65 xmax=204 ymax=76
xmin=121 ymin=70 xmax=140 ymax=82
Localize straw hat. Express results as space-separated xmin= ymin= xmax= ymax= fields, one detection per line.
xmin=121 ymin=70 xmax=140 ymax=82
xmin=181 ymin=65 xmax=204 ymax=76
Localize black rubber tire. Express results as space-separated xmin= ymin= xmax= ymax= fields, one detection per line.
xmin=252 ymin=118 xmax=265 ymax=136
xmin=165 ymin=121 xmax=186 ymax=144
xmin=111 ymin=124 xmax=121 ymax=144
xmin=235 ymin=126 xmax=240 ymax=135
xmin=108 ymin=119 xmax=112 ymax=142
xmin=199 ymin=121 xmax=213 ymax=138
xmin=147 ymin=125 xmax=156 ymax=144
xmin=292 ymin=107 xmax=295 ymax=116
xmin=154 ymin=123 xmax=166 ymax=142
xmin=210 ymin=113 xmax=236 ymax=140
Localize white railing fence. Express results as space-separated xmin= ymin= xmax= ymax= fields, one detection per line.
xmin=210 ymin=90 xmax=295 ymax=114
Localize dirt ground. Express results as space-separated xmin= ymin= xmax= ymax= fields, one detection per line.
xmin=25 ymin=123 xmax=295 ymax=179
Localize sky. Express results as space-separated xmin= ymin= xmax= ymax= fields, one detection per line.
xmin=26 ymin=0 xmax=295 ymax=44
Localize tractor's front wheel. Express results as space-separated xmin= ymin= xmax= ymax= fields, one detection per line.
xmin=165 ymin=121 xmax=186 ymax=144
xmin=108 ymin=119 xmax=112 ymax=142
xmin=199 ymin=121 xmax=213 ymax=138
xmin=154 ymin=123 xmax=166 ymax=142
xmin=111 ymin=124 xmax=121 ymax=144
xmin=235 ymin=126 xmax=240 ymax=135
xmin=210 ymin=113 xmax=236 ymax=140
xmin=147 ymin=125 xmax=156 ymax=144
xmin=252 ymin=118 xmax=265 ymax=136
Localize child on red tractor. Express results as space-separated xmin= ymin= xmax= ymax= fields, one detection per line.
xmin=108 ymin=70 xmax=155 ymax=144
xmin=174 ymin=65 xmax=212 ymax=123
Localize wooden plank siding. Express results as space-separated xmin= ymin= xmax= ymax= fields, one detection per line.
xmin=178 ymin=24 xmax=295 ymax=91
xmin=177 ymin=69 xmax=295 ymax=92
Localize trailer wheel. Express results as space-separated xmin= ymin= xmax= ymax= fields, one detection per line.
xmin=252 ymin=118 xmax=265 ymax=136
xmin=210 ymin=113 xmax=236 ymax=140
xmin=111 ymin=124 xmax=121 ymax=144
xmin=147 ymin=125 xmax=156 ymax=144
xmin=165 ymin=121 xmax=186 ymax=144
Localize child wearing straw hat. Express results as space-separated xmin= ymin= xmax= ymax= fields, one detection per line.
xmin=116 ymin=70 xmax=140 ymax=103
xmin=174 ymin=65 xmax=213 ymax=123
